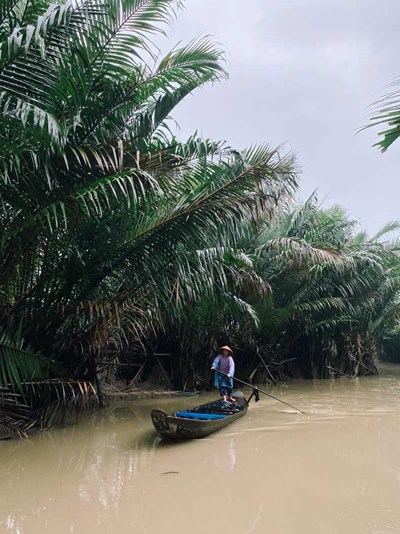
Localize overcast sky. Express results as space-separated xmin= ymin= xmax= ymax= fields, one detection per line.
xmin=163 ymin=0 xmax=400 ymax=234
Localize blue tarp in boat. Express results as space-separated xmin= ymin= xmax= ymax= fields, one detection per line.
xmin=175 ymin=412 xmax=227 ymax=420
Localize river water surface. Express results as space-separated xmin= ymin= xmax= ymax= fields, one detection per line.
xmin=2 ymin=364 xmax=400 ymax=534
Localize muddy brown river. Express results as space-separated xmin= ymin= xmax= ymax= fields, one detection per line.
xmin=2 ymin=363 xmax=400 ymax=534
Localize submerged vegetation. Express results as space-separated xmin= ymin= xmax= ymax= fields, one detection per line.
xmin=1 ymin=0 xmax=400 ymax=437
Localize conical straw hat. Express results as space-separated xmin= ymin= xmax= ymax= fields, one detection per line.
xmin=220 ymin=345 xmax=233 ymax=354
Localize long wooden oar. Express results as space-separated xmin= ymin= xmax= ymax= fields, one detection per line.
xmin=216 ymin=370 xmax=303 ymax=414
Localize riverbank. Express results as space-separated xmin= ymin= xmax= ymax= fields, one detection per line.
xmin=103 ymin=388 xmax=200 ymax=400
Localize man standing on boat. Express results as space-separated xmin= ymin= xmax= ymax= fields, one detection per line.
xmin=211 ymin=346 xmax=236 ymax=402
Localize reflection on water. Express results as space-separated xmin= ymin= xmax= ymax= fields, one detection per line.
xmin=1 ymin=365 xmax=400 ymax=533
xmin=213 ymin=439 xmax=236 ymax=471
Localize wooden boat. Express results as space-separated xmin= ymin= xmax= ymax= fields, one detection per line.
xmin=151 ymin=390 xmax=255 ymax=440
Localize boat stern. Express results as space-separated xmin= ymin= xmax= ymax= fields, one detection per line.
xmin=151 ymin=409 xmax=178 ymax=439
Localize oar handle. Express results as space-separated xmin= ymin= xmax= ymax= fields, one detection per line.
xmin=214 ymin=369 xmax=303 ymax=414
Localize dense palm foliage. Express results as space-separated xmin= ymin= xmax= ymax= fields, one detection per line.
xmin=0 ymin=0 xmax=299 ymax=435
xmin=2 ymin=0 xmax=400 ymax=437
xmin=247 ymin=201 xmax=400 ymax=379
xmin=164 ymin=198 xmax=400 ymax=386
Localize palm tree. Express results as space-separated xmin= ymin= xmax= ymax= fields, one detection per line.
xmin=0 ymin=0 xmax=299 ymax=435
xmin=167 ymin=197 xmax=400 ymax=385
xmin=365 ymin=77 xmax=400 ymax=151
xmin=4 ymin=0 xmax=397 ymax=441
xmin=243 ymin=200 xmax=400 ymax=379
